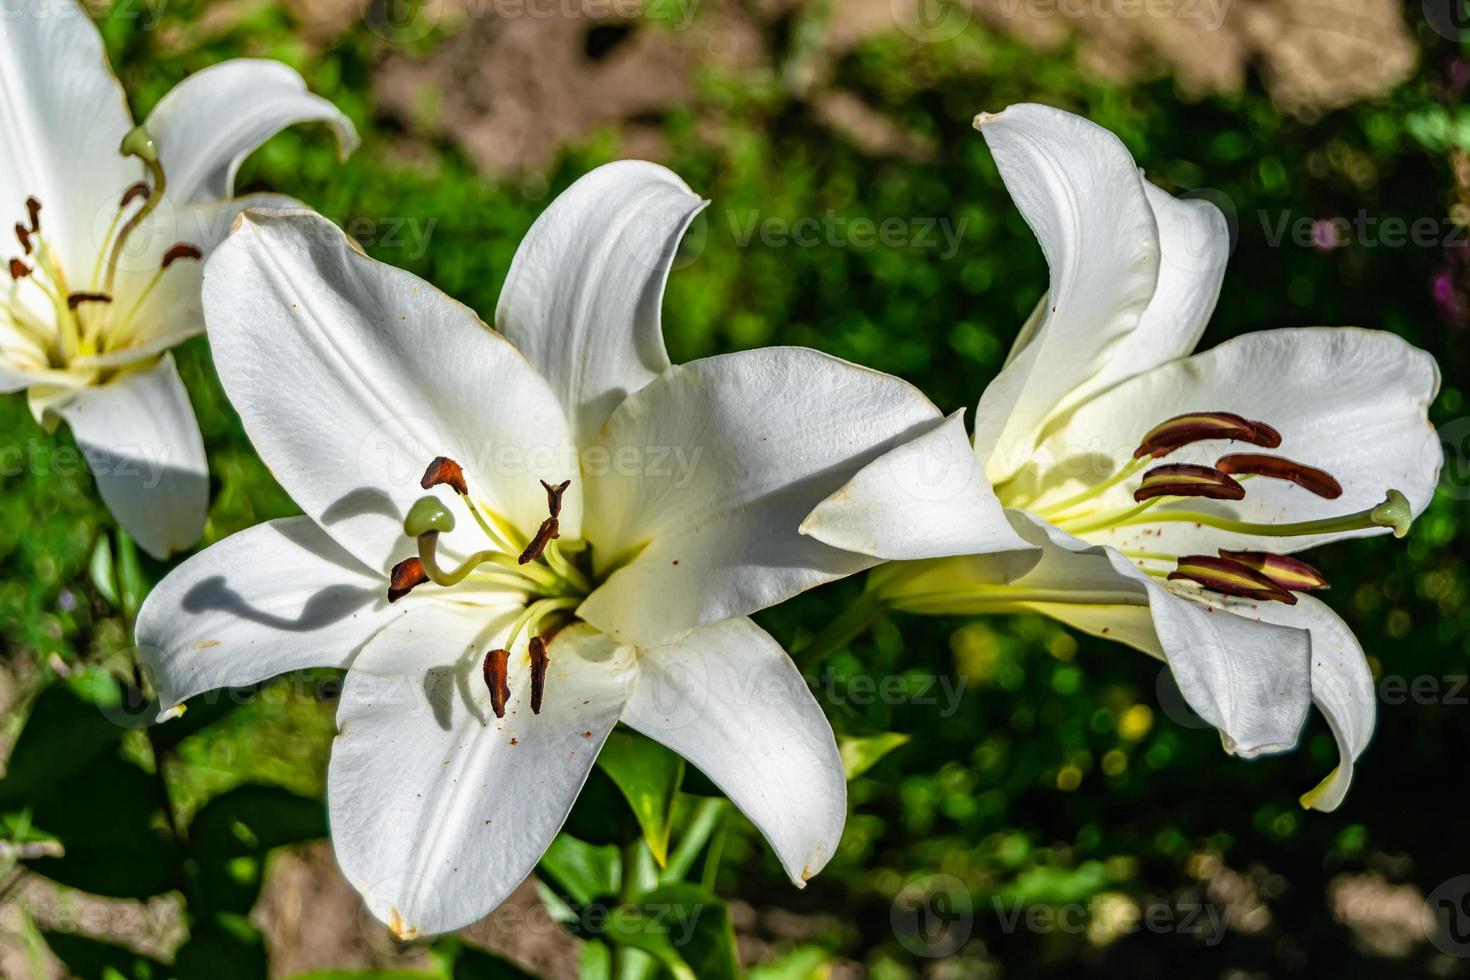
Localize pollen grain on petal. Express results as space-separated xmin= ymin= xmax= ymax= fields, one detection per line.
xmin=388 ymin=557 xmax=429 ymax=603
xmin=1215 ymin=453 xmax=1343 ymax=499
xmin=1134 ymin=463 xmax=1245 ymax=502
xmin=420 ymin=455 xmax=469 ymax=495
xmin=483 ymin=647 xmax=511 ymax=718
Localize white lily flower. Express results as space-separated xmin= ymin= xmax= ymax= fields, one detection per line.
xmin=803 ymin=104 xmax=1443 ymax=811
xmin=1 ymin=0 xmax=357 ymax=557
xmin=133 ymin=162 xmax=984 ymax=937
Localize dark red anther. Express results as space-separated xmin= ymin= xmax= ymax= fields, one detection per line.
xmin=1219 ymin=550 xmax=1329 ymax=592
xmin=120 ymin=181 xmax=151 ymax=209
xmin=529 ymin=636 xmax=549 ymax=715
xmin=1247 ymin=421 xmax=1282 ymax=448
xmin=8 ymin=258 xmax=29 ymax=279
xmin=1215 ymin=453 xmax=1343 ymax=499
xmin=541 ymin=479 xmax=571 ymax=518
xmin=483 ymin=648 xmax=511 ymax=718
xmin=1134 ymin=463 xmax=1245 ymax=502
xmin=388 ymin=556 xmax=429 ymax=603
xmin=518 ymin=517 xmax=559 ymax=565
xmin=161 ymin=243 xmax=203 ymax=269
xmin=15 ymin=223 xmax=31 ymax=254
xmin=420 ymin=455 xmax=468 ymax=495
xmin=66 ymin=291 xmax=112 ymax=310
xmin=1133 ymin=412 xmax=1282 ymax=459
xmin=1168 ymin=555 xmax=1298 ymax=605
xmin=25 ymin=197 xmax=41 ymax=233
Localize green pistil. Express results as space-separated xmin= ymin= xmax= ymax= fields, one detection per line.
xmin=1101 ymin=489 xmax=1413 ymax=540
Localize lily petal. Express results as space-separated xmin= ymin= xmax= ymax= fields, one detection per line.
xmin=800 ymin=410 xmax=1034 ymax=561
xmin=0 ymin=2 xmax=137 ymax=278
xmin=135 ymin=517 xmax=397 ymax=717
xmin=1087 ymin=182 xmax=1230 ymax=394
xmin=1026 ymin=328 xmax=1443 ymax=555
xmin=329 ymin=611 xmax=635 ymax=938
xmin=96 ymin=192 xmax=302 ymax=360
xmin=52 ymin=353 xmax=206 ymax=559
xmin=879 ymin=510 xmax=1312 ymax=757
xmin=202 ymin=209 xmax=579 ymax=573
xmin=578 ymin=347 xmax=941 ymax=647
xmin=622 ymin=618 xmax=846 ymax=886
xmin=495 ymin=161 xmax=708 ymax=445
xmin=143 ymin=59 xmax=357 ymax=207
xmin=1229 ymin=594 xmax=1375 ymax=811
xmin=971 ymin=104 xmax=1160 ymax=482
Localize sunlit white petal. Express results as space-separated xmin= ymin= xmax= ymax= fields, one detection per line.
xmin=579 ymin=346 xmax=941 ymax=647
xmin=143 ymin=59 xmax=358 ymax=207
xmin=622 ymin=618 xmax=846 ymax=885
xmin=330 ymin=612 xmax=634 ymax=938
xmin=971 ymin=103 xmax=1159 ymax=482
xmin=52 ymin=353 xmax=206 ymax=559
xmin=496 ymin=161 xmax=707 ymax=444
xmin=201 ymin=209 xmax=579 ymax=573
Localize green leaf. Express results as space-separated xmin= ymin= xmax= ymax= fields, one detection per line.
xmin=0 ymin=683 xmax=123 ymax=809
xmin=539 ymin=833 xmax=622 ymax=906
xmin=595 ymin=730 xmax=683 ymax=865
xmin=603 ymin=885 xmax=738 ymax=980
xmin=748 ymin=946 xmax=833 ymax=980
xmin=88 ymin=533 xmax=119 ymax=609
xmin=578 ymin=940 xmax=612 ymax=980
xmin=187 ymin=785 xmax=326 ymax=915
xmin=42 ymin=931 xmax=165 ymax=980
xmin=451 ymin=945 xmax=538 ymax=979
xmin=113 ymin=528 xmax=148 ymax=622
xmin=562 ymin=768 xmax=640 ymax=846
xmin=838 ymin=731 xmax=910 ymax=780
xmin=27 ymin=755 xmax=177 ymax=898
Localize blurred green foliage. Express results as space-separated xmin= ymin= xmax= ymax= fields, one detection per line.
xmin=3 ymin=0 xmax=1470 ymax=977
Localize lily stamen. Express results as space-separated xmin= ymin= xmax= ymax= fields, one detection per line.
xmin=1134 ymin=462 xmax=1245 ymax=502
xmin=529 ymin=635 xmax=549 ymax=714
xmin=1215 ymin=453 xmax=1343 ymax=499
xmin=388 ymin=557 xmax=429 ymax=603
xmin=66 ymin=291 xmax=112 ymax=310
xmin=1133 ymin=411 xmax=1281 ymax=459
xmin=1168 ymin=554 xmax=1297 ymax=605
xmin=518 ymin=480 xmax=571 ymax=565
xmin=1218 ymin=550 xmax=1329 ymax=592
xmin=9 ymin=259 xmax=29 ymax=279
xmin=483 ymin=648 xmax=511 ymax=718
